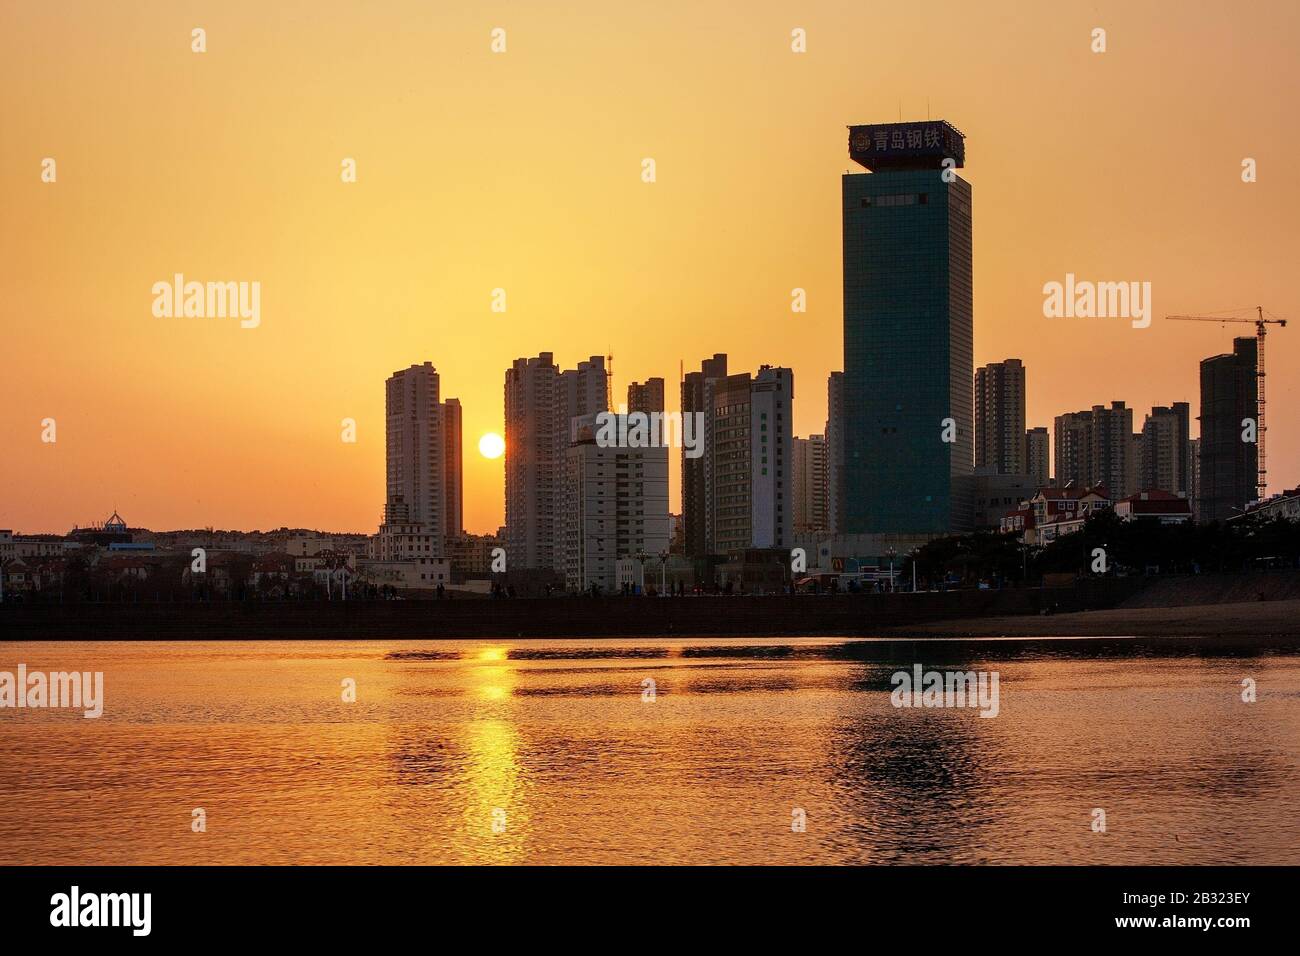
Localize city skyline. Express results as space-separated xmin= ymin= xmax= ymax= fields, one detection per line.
xmin=4 ymin=1 xmax=1299 ymax=536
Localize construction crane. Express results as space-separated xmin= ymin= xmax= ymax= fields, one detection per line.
xmin=1166 ymin=306 xmax=1288 ymax=500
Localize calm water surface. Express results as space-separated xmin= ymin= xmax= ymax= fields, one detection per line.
xmin=2 ymin=637 xmax=1297 ymax=865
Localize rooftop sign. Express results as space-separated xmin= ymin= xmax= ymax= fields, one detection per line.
xmin=848 ymin=120 xmax=966 ymax=171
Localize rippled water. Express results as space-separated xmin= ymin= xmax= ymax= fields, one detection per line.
xmin=1 ymin=637 xmax=1297 ymax=865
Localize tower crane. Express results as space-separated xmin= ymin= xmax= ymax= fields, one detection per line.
xmin=1166 ymin=306 xmax=1288 ymax=500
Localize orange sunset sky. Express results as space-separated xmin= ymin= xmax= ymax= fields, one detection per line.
xmin=2 ymin=0 xmax=1298 ymax=535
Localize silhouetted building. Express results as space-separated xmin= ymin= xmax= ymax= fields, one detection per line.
xmin=562 ymin=413 xmax=670 ymax=592
xmin=1139 ymin=402 xmax=1190 ymax=494
xmin=792 ymin=434 xmax=828 ymax=534
xmin=681 ymin=353 xmax=727 ymax=557
xmin=975 ymin=359 xmax=1026 ymax=475
xmin=1026 ymin=426 xmax=1050 ymax=489
xmin=504 ymin=353 xmax=608 ymax=572
xmin=442 ymin=397 xmax=463 ymax=539
xmin=1053 ymin=402 xmax=1134 ymax=499
xmin=386 ymin=363 xmax=447 ymax=548
xmin=706 ymin=366 xmax=793 ymax=554
xmin=627 ymin=378 xmax=664 ymax=416
xmin=1199 ymin=337 xmax=1258 ymax=521
xmin=826 ymin=371 xmax=845 ymax=534
xmin=842 ymin=120 xmax=973 ymax=534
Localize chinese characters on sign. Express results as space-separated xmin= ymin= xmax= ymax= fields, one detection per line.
xmin=848 ymin=121 xmax=965 ymax=170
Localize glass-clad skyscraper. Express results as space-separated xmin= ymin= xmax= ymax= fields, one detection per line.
xmin=841 ymin=120 xmax=973 ymax=534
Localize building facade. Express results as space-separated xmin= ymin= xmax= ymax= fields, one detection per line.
xmin=1053 ymin=402 xmax=1134 ymax=499
xmin=974 ymin=358 xmax=1027 ymax=476
xmin=1026 ymin=426 xmax=1050 ymax=489
xmin=792 ymin=434 xmax=828 ymax=534
xmin=1199 ymin=338 xmax=1259 ymax=522
xmin=1139 ymin=402 xmax=1190 ymax=495
xmin=385 ymin=363 xmax=448 ymax=546
xmin=826 ymin=371 xmax=845 ymax=534
xmin=442 ymin=397 xmax=463 ymax=539
xmin=505 ymin=353 xmax=610 ymax=573
xmin=505 ymin=353 xmax=561 ymax=571
xmin=627 ymin=378 xmax=665 ymax=416
xmin=749 ymin=367 xmax=794 ymax=551
xmin=704 ymin=367 xmax=793 ymax=555
xmin=681 ymin=354 xmax=728 ymax=558
xmin=562 ymin=414 xmax=670 ymax=592
xmin=842 ymin=120 xmax=973 ymax=535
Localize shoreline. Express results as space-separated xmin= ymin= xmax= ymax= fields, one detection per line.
xmin=875 ymin=598 xmax=1300 ymax=639
xmin=3 ymin=592 xmax=1300 ymax=642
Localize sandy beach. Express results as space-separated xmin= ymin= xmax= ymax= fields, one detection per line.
xmin=879 ymin=597 xmax=1300 ymax=638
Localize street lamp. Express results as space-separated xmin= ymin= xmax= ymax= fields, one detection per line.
xmin=885 ymin=546 xmax=896 ymax=592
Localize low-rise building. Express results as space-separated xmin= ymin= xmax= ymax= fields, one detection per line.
xmin=972 ymin=470 xmax=1038 ymax=529
xmin=370 ymin=519 xmax=441 ymax=562
xmin=717 ymin=548 xmax=791 ymax=594
xmin=14 ymin=534 xmax=66 ymax=560
xmin=446 ymin=534 xmax=501 ymax=577
xmin=1002 ymin=485 xmax=1112 ymax=545
xmin=357 ymin=558 xmax=450 ymax=590
xmin=1 ymin=558 xmax=35 ymax=597
xmin=1115 ymin=489 xmax=1193 ymax=525
xmin=1241 ymin=487 xmax=1300 ymax=523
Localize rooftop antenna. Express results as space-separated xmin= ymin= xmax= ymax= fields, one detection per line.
xmin=605 ymin=344 xmax=614 ymax=411
xmin=927 ymin=97 xmax=931 ymax=120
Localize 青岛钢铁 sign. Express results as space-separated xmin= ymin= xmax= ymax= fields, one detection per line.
xmin=848 ymin=120 xmax=966 ymax=171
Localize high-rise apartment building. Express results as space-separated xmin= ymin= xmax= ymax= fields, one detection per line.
xmin=1125 ymin=432 xmax=1142 ymax=501
xmin=384 ymin=362 xmax=447 ymax=547
xmin=627 ymin=378 xmax=665 ymax=416
xmin=751 ymin=367 xmax=794 ymax=550
xmin=842 ymin=120 xmax=973 ymax=534
xmin=1053 ymin=402 xmax=1134 ymax=498
xmin=708 ymin=373 xmax=755 ymax=556
xmin=627 ymin=377 xmax=665 ymax=445
xmin=1026 ymin=426 xmax=1050 ymax=489
xmin=705 ymin=366 xmax=793 ymax=555
xmin=561 ymin=414 xmax=670 ymax=593
xmin=504 ymin=353 xmax=561 ymax=572
xmin=792 ymin=434 xmax=828 ymax=534
xmin=1199 ymin=338 xmax=1258 ymax=522
xmin=504 ymin=353 xmax=608 ymax=572
xmin=1053 ymin=412 xmax=1089 ymax=488
xmin=1186 ymin=438 xmax=1201 ymax=520
xmin=553 ymin=356 xmax=610 ymax=574
xmin=975 ymin=359 xmax=1027 ymax=476
xmin=442 ymin=397 xmax=463 ymax=539
xmin=1139 ymin=402 xmax=1190 ymax=494
xmin=826 ymin=371 xmax=844 ymax=534
xmin=681 ymin=353 xmax=727 ymax=557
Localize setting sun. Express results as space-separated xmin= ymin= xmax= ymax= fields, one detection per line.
xmin=478 ymin=433 xmax=505 ymax=460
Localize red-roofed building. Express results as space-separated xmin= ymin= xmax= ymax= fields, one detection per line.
xmin=1001 ymin=485 xmax=1112 ymax=545
xmin=1114 ymin=489 xmax=1193 ymax=525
